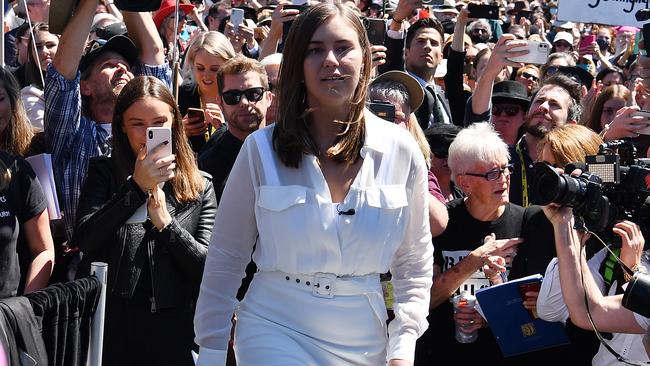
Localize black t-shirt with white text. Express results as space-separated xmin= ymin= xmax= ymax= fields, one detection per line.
xmin=416 ymin=198 xmax=525 ymax=365
xmin=0 ymin=151 xmax=47 ymax=299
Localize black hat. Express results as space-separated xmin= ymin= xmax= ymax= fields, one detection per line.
xmin=557 ymin=66 xmax=594 ymax=90
xmin=424 ymin=124 xmax=462 ymax=158
xmin=491 ymin=80 xmax=530 ymax=107
xmin=79 ymin=35 xmax=138 ymax=74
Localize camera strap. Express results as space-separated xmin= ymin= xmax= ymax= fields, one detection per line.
xmin=515 ymin=142 xmax=529 ymax=208
xmin=578 ymin=230 xmax=648 ymax=365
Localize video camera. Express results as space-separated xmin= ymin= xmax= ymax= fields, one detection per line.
xmin=532 ymin=140 xmax=650 ymax=240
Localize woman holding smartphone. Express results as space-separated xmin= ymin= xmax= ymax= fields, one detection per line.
xmin=195 ymin=3 xmax=433 ymax=366
xmin=73 ymin=76 xmax=217 ymax=366
xmin=179 ymin=31 xmax=236 ymax=152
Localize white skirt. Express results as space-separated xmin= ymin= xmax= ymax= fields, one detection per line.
xmin=233 ymin=271 xmax=388 ymax=365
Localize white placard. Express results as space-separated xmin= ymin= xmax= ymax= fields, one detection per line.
xmin=557 ymin=0 xmax=648 ymax=27
xmin=25 ymin=153 xmax=62 ymax=220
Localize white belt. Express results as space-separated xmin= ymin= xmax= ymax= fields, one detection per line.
xmin=258 ymin=271 xmax=380 ymax=299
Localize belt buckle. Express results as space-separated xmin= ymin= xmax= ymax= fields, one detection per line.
xmin=312 ymin=273 xmax=335 ymax=298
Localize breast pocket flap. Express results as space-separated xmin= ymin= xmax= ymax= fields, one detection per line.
xmin=366 ymin=185 xmax=408 ymax=209
xmin=257 ymin=185 xmax=307 ymax=212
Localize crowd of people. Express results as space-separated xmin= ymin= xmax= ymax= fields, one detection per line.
xmin=4 ymin=0 xmax=650 ymax=365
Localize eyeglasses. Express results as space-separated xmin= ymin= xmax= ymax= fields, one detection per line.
xmin=465 ymin=164 xmax=513 ymax=181
xmin=221 ymin=87 xmax=265 ymax=105
xmin=472 ymin=28 xmax=489 ymax=34
xmin=521 ymin=72 xmax=539 ymax=82
xmin=492 ymin=105 xmax=521 ymax=117
xmin=268 ymin=82 xmax=276 ymax=93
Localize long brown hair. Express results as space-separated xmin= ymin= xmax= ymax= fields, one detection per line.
xmin=0 ymin=67 xmax=34 ymax=157
xmin=25 ymin=23 xmax=55 ymax=89
xmin=112 ymin=76 xmax=203 ymax=202
xmin=273 ymin=3 xmax=372 ymax=168
xmin=585 ymin=84 xmax=631 ymax=133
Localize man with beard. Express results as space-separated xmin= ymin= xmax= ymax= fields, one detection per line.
xmin=465 ymin=34 xmax=530 ymax=145
xmin=508 ymin=73 xmax=582 ymax=207
xmin=45 ymin=0 xmax=170 ymax=241
xmin=467 ymin=19 xmax=492 ymax=45
xmin=198 ymin=55 xmax=272 ymax=203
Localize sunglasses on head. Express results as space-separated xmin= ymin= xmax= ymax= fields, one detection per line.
xmin=221 ymin=87 xmax=265 ymax=105
xmin=492 ymin=104 xmax=521 ymax=117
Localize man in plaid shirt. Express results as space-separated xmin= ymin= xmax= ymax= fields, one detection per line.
xmin=45 ymin=0 xmax=171 ymax=242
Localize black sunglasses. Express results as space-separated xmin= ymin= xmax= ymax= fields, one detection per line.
xmin=492 ymin=104 xmax=521 ymax=117
xmin=521 ymin=72 xmax=539 ymax=82
xmin=268 ymin=82 xmax=276 ymax=93
xmin=465 ymin=164 xmax=514 ymax=181
xmin=221 ymin=87 xmax=265 ymax=105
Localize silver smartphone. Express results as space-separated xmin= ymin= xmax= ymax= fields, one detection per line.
xmin=507 ymin=40 xmax=551 ymax=65
xmin=146 ymin=127 xmax=173 ymax=187
xmin=231 ymin=8 xmax=244 ymax=29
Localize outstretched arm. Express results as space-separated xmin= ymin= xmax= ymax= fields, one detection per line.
xmin=52 ymin=0 xmax=99 ymax=80
xmin=122 ymin=10 xmax=165 ymax=65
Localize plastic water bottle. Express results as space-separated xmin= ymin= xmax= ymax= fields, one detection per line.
xmin=453 ymin=291 xmax=478 ymax=343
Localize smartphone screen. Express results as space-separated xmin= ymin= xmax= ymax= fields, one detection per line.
xmin=231 ymin=8 xmax=244 ymax=28
xmin=187 ymin=108 xmax=205 ymax=123
xmin=365 ymin=18 xmax=386 ymax=46
xmin=468 ymin=3 xmax=499 ymax=19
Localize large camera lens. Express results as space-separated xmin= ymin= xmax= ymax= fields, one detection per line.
xmin=532 ymin=162 xmax=587 ymax=207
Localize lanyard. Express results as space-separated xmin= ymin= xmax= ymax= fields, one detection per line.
xmin=515 ymin=142 xmax=529 ymax=207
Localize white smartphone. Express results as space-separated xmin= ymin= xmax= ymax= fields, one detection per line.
xmin=231 ymin=8 xmax=244 ymax=29
xmin=507 ymin=40 xmax=551 ymax=65
xmin=632 ymin=110 xmax=650 ymax=135
xmin=146 ymin=127 xmax=173 ymax=188
xmin=126 ymin=127 xmax=172 ymax=225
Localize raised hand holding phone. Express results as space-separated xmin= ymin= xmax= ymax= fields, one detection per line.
xmin=133 ymin=128 xmax=175 ymax=192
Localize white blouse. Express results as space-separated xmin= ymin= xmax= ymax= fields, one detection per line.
xmin=194 ymin=111 xmax=433 ymax=365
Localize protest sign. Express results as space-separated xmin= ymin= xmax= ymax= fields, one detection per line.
xmin=558 ymin=0 xmax=649 ymax=27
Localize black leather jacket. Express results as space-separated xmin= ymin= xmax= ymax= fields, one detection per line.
xmin=72 ymin=156 xmax=217 ymax=311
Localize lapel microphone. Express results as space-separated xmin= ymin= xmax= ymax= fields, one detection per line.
xmin=336 ymin=203 xmax=356 ymax=216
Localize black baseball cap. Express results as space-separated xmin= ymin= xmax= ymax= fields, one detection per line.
xmin=79 ymin=35 xmax=138 ymax=74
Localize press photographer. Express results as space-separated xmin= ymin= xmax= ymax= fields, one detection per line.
xmin=536 ymin=145 xmax=650 ymax=360
xmin=533 ymin=127 xmax=650 ymax=364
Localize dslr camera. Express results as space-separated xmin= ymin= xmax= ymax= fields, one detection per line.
xmin=533 ymin=140 xmax=650 ymax=318
xmin=532 ymin=140 xmax=650 ymax=238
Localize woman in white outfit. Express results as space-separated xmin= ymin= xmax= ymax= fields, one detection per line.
xmin=194 ymin=3 xmax=433 ymax=366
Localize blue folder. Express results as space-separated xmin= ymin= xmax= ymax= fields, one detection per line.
xmin=475 ymin=274 xmax=570 ymax=357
